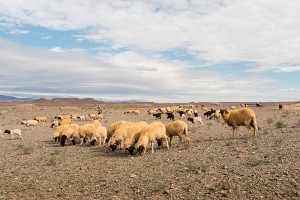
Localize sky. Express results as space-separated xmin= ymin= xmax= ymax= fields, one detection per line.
xmin=0 ymin=0 xmax=300 ymax=103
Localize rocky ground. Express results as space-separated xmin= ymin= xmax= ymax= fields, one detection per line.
xmin=0 ymin=102 xmax=299 ymax=200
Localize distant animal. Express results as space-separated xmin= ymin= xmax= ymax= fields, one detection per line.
xmin=279 ymin=104 xmax=283 ymax=110
xmin=152 ymin=113 xmax=162 ymax=119
xmin=166 ymin=112 xmax=175 ymax=120
xmin=4 ymin=129 xmax=22 ymax=140
xmin=256 ymin=103 xmax=261 ymax=108
xmin=204 ymin=109 xmax=216 ymax=119
xmin=187 ymin=117 xmax=204 ymax=127
xmin=21 ymin=120 xmax=38 ymax=127
xmin=220 ymin=108 xmax=258 ymax=138
xmin=177 ymin=110 xmax=185 ymax=118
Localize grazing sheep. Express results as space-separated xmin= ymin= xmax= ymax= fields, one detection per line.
xmin=78 ymin=123 xmax=97 ymax=145
xmin=53 ymin=124 xmax=71 ymax=142
xmin=92 ymin=126 xmax=107 ymax=146
xmin=230 ymin=106 xmax=236 ymax=110
xmin=220 ymin=108 xmax=258 ymax=138
xmin=185 ymin=109 xmax=193 ymax=117
xmin=124 ymin=110 xmax=140 ymax=115
xmin=60 ymin=124 xmax=80 ymax=146
xmin=187 ymin=117 xmax=204 ymax=127
xmin=106 ymin=120 xmax=127 ymax=144
xmin=78 ymin=116 xmax=86 ymax=121
xmin=125 ymin=121 xmax=149 ymax=156
xmin=109 ymin=123 xmax=134 ymax=151
xmin=209 ymin=110 xmax=221 ymax=120
xmin=148 ymin=108 xmax=158 ymax=114
xmin=166 ymin=112 xmax=175 ymax=120
xmin=4 ymin=129 xmax=22 ymax=140
xmin=136 ymin=122 xmax=169 ymax=155
xmin=21 ymin=120 xmax=38 ymax=127
xmin=55 ymin=115 xmax=71 ymax=120
xmin=166 ymin=120 xmax=190 ymax=147
xmin=152 ymin=113 xmax=162 ymax=119
xmin=34 ymin=116 xmax=47 ymax=122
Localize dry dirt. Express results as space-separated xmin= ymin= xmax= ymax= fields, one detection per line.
xmin=0 ymin=102 xmax=299 ymax=200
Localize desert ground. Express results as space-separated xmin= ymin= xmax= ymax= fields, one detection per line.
xmin=0 ymin=102 xmax=299 ymax=200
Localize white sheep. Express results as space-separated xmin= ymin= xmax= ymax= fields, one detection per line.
xmin=53 ymin=124 xmax=72 ymax=142
xmin=124 ymin=121 xmax=148 ymax=156
xmin=136 ymin=121 xmax=169 ymax=155
xmin=220 ymin=108 xmax=258 ymax=138
xmin=93 ymin=126 xmax=107 ymax=146
xmin=187 ymin=117 xmax=204 ymax=127
xmin=51 ymin=120 xmax=59 ymax=128
xmin=166 ymin=120 xmax=190 ymax=147
xmin=21 ymin=120 xmax=38 ymax=127
xmin=4 ymin=129 xmax=22 ymax=140
xmin=78 ymin=123 xmax=97 ymax=145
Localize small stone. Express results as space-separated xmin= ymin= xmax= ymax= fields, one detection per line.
xmin=130 ymin=174 xmax=137 ymax=178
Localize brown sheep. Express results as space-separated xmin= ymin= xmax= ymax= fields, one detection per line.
xmin=220 ymin=108 xmax=258 ymax=138
xmin=165 ymin=120 xmax=190 ymax=147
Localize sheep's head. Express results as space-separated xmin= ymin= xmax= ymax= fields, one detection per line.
xmin=187 ymin=117 xmax=193 ymax=122
xmin=90 ymin=139 xmax=96 ymax=146
xmin=126 ymin=146 xmax=136 ymax=156
xmin=110 ymin=144 xmax=117 ymax=151
xmin=137 ymin=145 xmax=145 ymax=155
xmin=4 ymin=130 xmax=11 ymax=135
xmin=220 ymin=109 xmax=230 ymax=120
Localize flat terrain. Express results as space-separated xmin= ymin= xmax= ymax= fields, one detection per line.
xmin=0 ymin=102 xmax=299 ymax=200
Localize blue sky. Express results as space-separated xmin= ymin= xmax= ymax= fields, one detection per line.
xmin=0 ymin=0 xmax=299 ymax=103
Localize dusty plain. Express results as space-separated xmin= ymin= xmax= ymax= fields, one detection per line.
xmin=0 ymin=102 xmax=299 ymax=200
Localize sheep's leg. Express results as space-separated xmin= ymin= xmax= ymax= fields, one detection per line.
xmin=151 ymin=142 xmax=154 ymax=153
xmin=165 ymin=138 xmax=169 ymax=150
xmin=169 ymin=136 xmax=173 ymax=148
xmin=178 ymin=135 xmax=183 ymax=147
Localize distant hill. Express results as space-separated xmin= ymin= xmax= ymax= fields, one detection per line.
xmin=0 ymin=94 xmax=35 ymax=102
xmin=34 ymin=98 xmax=106 ymax=104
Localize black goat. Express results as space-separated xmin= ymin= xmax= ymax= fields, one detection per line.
xmin=166 ymin=112 xmax=175 ymax=120
xmin=153 ymin=113 xmax=162 ymax=119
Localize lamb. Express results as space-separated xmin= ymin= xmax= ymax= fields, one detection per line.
xmin=187 ymin=117 xmax=204 ymax=127
xmin=34 ymin=116 xmax=47 ymax=122
xmin=60 ymin=124 xmax=80 ymax=146
xmin=4 ymin=129 xmax=22 ymax=140
xmin=136 ymin=122 xmax=169 ymax=155
xmin=106 ymin=120 xmax=127 ymax=143
xmin=21 ymin=120 xmax=38 ymax=127
xmin=209 ymin=110 xmax=221 ymax=120
xmin=51 ymin=120 xmax=59 ymax=128
xmin=109 ymin=123 xmax=134 ymax=151
xmin=165 ymin=120 xmax=190 ymax=147
xmin=152 ymin=113 xmax=162 ymax=119
xmin=125 ymin=121 xmax=149 ymax=156
xmin=220 ymin=108 xmax=258 ymax=138
xmin=166 ymin=112 xmax=175 ymax=120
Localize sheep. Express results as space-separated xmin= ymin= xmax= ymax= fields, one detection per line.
xmin=185 ymin=109 xmax=193 ymax=117
xmin=60 ymin=124 xmax=80 ymax=146
xmin=51 ymin=120 xmax=59 ymax=128
xmin=21 ymin=120 xmax=38 ymax=127
xmin=166 ymin=112 xmax=175 ymax=120
xmin=78 ymin=123 xmax=97 ymax=145
xmin=3 ymin=129 xmax=22 ymax=140
xmin=193 ymin=110 xmax=199 ymax=117
xmin=152 ymin=113 xmax=162 ymax=119
xmin=209 ymin=110 xmax=221 ymax=120
xmin=220 ymin=108 xmax=258 ymax=138
xmin=106 ymin=120 xmax=127 ymax=144
xmin=230 ymin=106 xmax=236 ymax=110
xmin=147 ymin=108 xmax=158 ymax=114
xmin=136 ymin=121 xmax=169 ymax=155
xmin=125 ymin=121 xmax=148 ymax=156
xmin=78 ymin=116 xmax=86 ymax=121
xmin=240 ymin=103 xmax=248 ymax=107
xmin=59 ymin=118 xmax=72 ymax=126
xmin=166 ymin=120 xmax=190 ymax=147
xmin=53 ymin=124 xmax=72 ymax=142
xmin=92 ymin=126 xmax=107 ymax=146
xmin=177 ymin=110 xmax=185 ymax=118
xmin=109 ymin=123 xmax=134 ymax=151
xmin=187 ymin=117 xmax=204 ymax=127
xmin=34 ymin=116 xmax=47 ymax=122
xmin=279 ymin=104 xmax=283 ymax=110
xmin=55 ymin=115 xmax=71 ymax=120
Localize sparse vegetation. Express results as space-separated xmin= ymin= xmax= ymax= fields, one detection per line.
xmin=267 ymin=117 xmax=274 ymax=125
xmin=275 ymin=120 xmax=287 ymax=128
xmin=281 ymin=111 xmax=289 ymax=118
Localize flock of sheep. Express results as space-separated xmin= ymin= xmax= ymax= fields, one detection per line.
xmin=1 ymin=103 xmax=258 ymax=157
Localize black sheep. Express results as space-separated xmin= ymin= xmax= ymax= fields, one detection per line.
xmin=166 ymin=112 xmax=175 ymax=120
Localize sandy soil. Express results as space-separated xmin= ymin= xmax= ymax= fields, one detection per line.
xmin=0 ymin=102 xmax=299 ymax=200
